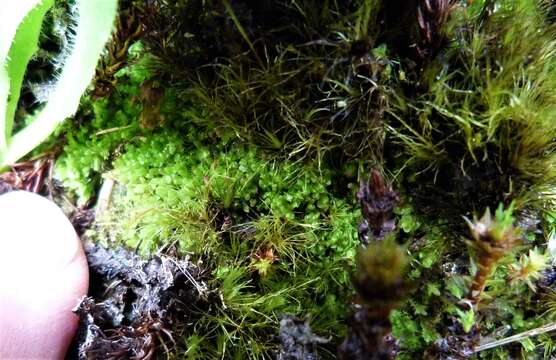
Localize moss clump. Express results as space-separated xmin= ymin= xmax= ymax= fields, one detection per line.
xmin=381 ymin=2 xmax=556 ymax=357
xmin=54 ymin=97 xmax=141 ymax=202
xmin=383 ymin=4 xmax=556 ymax=353
xmin=54 ymin=48 xmax=156 ymax=203
xmin=390 ymin=0 xmax=556 ymax=219
xmin=134 ymin=0 xmax=410 ymax=164
xmin=67 ymin=122 xmax=359 ymax=357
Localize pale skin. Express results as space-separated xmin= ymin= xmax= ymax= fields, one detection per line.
xmin=0 ymin=191 xmax=89 ymax=359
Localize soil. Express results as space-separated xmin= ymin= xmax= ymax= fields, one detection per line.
xmin=71 ymin=243 xmax=207 ymax=359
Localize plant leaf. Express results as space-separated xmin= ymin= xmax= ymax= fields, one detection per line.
xmin=4 ymin=0 xmax=118 ymax=166
xmin=0 ymin=0 xmax=42 ymax=153
xmin=4 ymin=0 xmax=54 ymax=141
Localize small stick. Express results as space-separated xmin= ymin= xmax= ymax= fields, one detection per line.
xmin=47 ymin=157 xmax=54 ymax=200
xmin=31 ymin=159 xmax=46 ymax=193
xmin=95 ymin=177 xmax=115 ymax=218
xmin=472 ymin=322 xmax=556 ymax=353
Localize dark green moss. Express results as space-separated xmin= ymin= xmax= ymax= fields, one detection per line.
xmin=389 ymin=0 xmax=556 ymax=219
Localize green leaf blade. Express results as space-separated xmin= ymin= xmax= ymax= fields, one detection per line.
xmin=0 ymin=0 xmax=42 ymax=156
xmin=4 ymin=0 xmax=119 ymax=166
xmin=4 ymin=0 xmax=55 ymax=140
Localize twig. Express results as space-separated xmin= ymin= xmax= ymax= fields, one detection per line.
xmin=472 ymin=322 xmax=556 ymax=353
xmin=95 ymin=177 xmax=115 ymax=218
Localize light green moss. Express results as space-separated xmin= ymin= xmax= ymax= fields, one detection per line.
xmin=77 ymin=122 xmax=361 ymax=357
xmin=54 ymin=51 xmax=150 ymax=203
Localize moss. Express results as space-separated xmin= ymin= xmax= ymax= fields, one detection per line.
xmin=76 ymin=122 xmax=361 ymax=357
xmin=133 ymin=0 xmax=413 ymax=164
xmin=380 ymin=5 xmax=556 ymax=354
xmin=54 ymin=47 xmax=159 ymax=203
xmin=389 ymin=0 xmax=556 ymax=219
xmin=45 ymin=0 xmax=556 ymax=358
xmin=390 ymin=310 xmax=425 ymax=351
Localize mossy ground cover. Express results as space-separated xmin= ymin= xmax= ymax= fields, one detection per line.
xmin=9 ymin=0 xmax=556 ymax=358
xmin=56 ymin=60 xmax=361 ymax=358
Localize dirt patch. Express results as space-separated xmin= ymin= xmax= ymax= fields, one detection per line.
xmin=276 ymin=315 xmax=328 ymax=360
xmin=72 ymin=243 xmax=207 ymax=359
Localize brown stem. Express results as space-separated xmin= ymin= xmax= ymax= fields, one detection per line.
xmin=468 ymin=254 xmax=502 ymax=306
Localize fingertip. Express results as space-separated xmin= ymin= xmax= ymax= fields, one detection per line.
xmin=0 ymin=191 xmax=80 ymax=267
xmin=0 ymin=191 xmax=89 ymax=359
